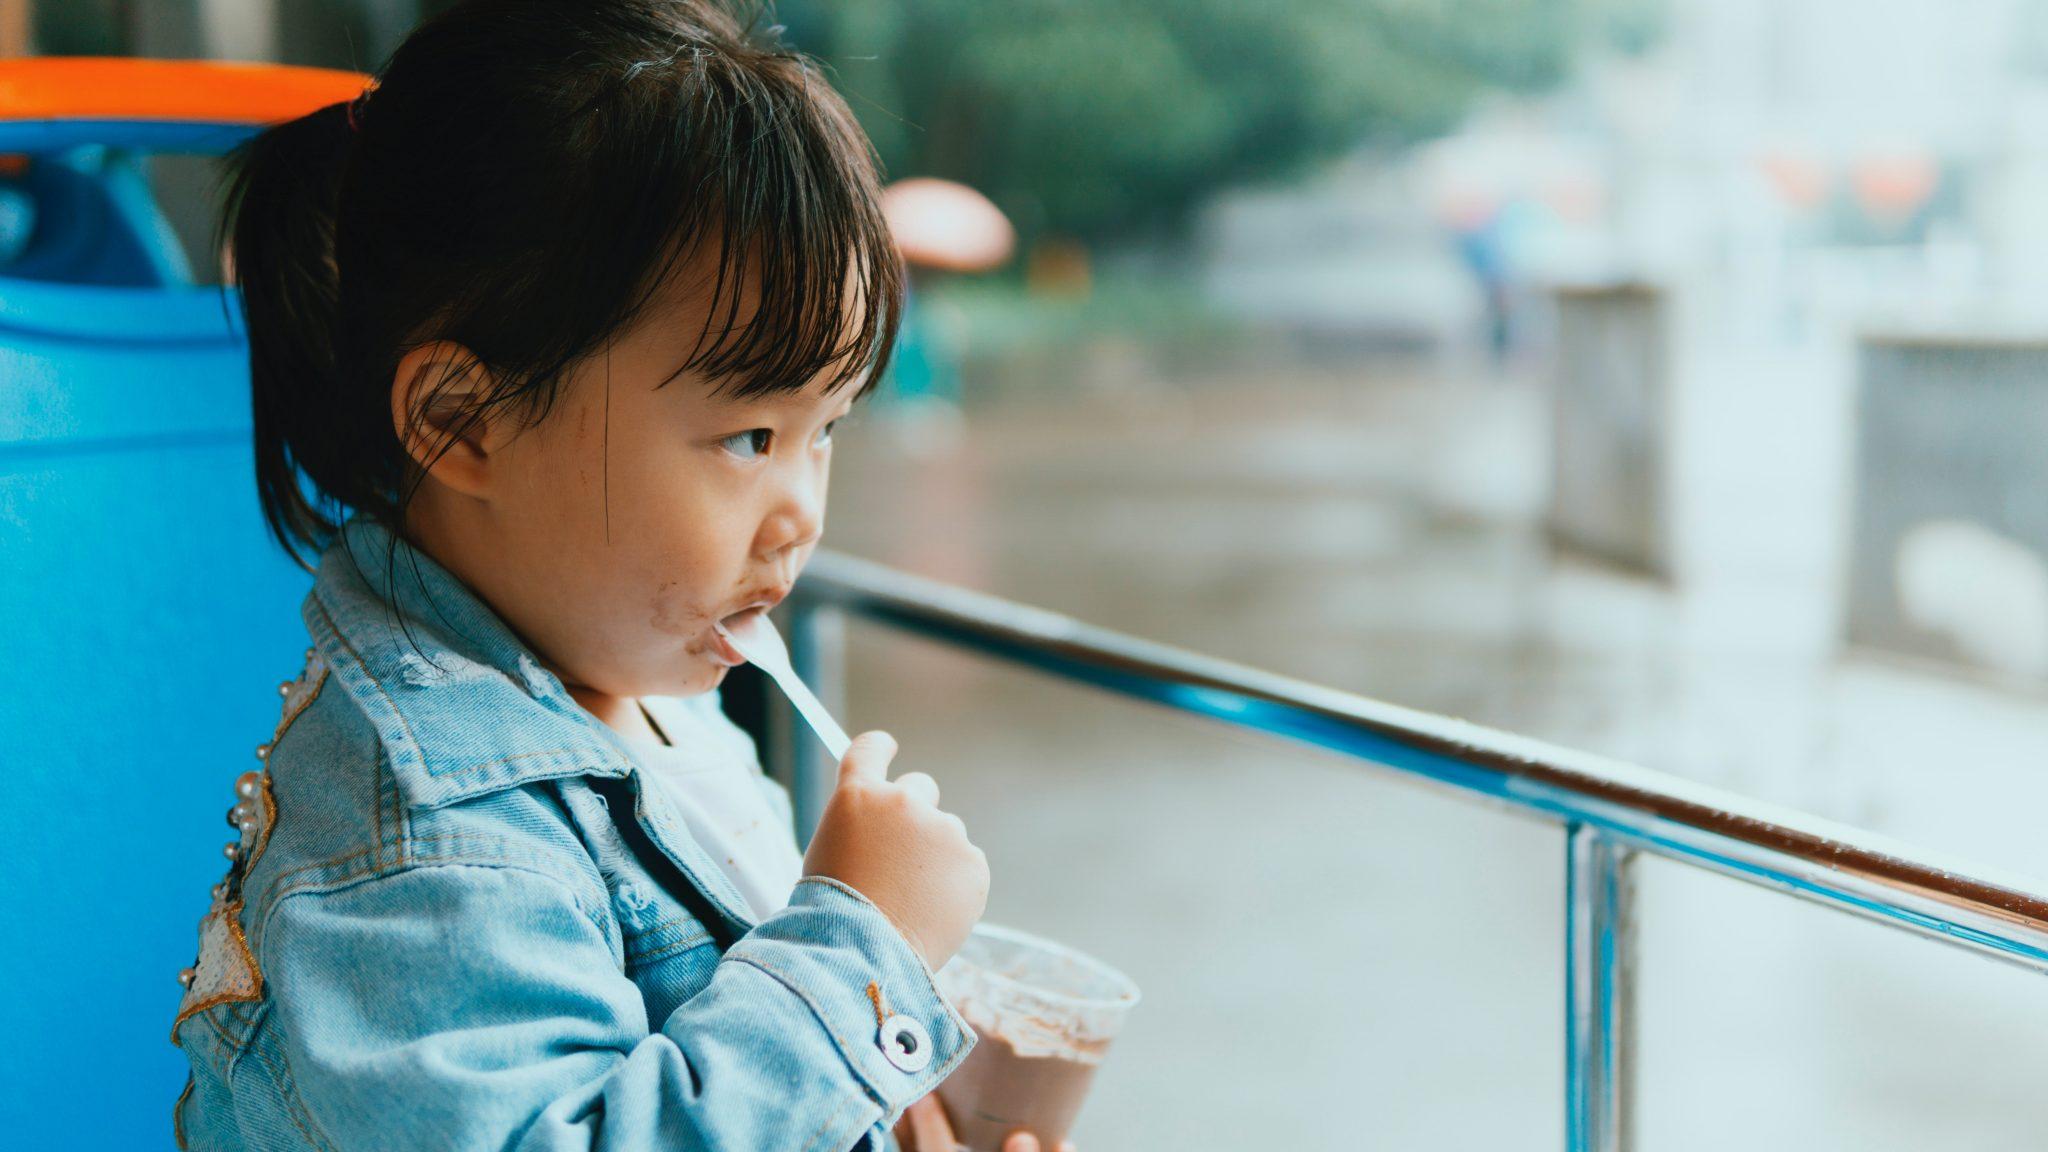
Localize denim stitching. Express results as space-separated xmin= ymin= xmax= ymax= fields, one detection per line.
xmin=246 ymin=1026 xmax=339 ymax=1152
xmin=257 ymin=857 xmax=619 ymax=968
xmin=259 ymin=833 xmax=604 ymax=900
xmin=390 ymin=743 xmax=409 ymax=865
xmin=403 ymin=746 xmax=624 ymax=806
xmin=380 ymin=744 xmax=400 ymax=871
xmin=440 ymin=747 xmax=621 ymax=773
xmin=547 ymin=780 xmax=631 ymax=966
xmin=184 ymin=993 xmax=266 ymax=1061
xmin=260 ymin=846 xmax=601 ymax=917
xmin=222 ymin=997 xmax=272 ymax=1080
xmin=196 ymin=1006 xmax=237 ymax=1053
xmin=254 ymin=855 xmax=601 ymax=932
xmin=622 ymin=924 xmax=716 ymax=970
xmin=790 ymin=877 xmax=973 ymax=1038
xmin=790 ymin=873 xmax=966 ymax=1037
xmin=371 ymin=743 xmax=385 ymax=872
xmin=244 ymin=799 xmax=479 ymax=889
xmin=310 ymin=597 xmax=426 ymax=786
xmin=799 ymin=1087 xmax=884 ymax=1152
xmin=623 ymin=918 xmax=713 ymax=956
xmin=724 ymin=950 xmax=878 ymax=1096
xmin=193 ymin=1007 xmax=265 ymax=1096
xmin=172 ymin=1073 xmax=194 ymax=1151
xmin=260 ymin=843 xmax=474 ymax=897
xmin=306 ymin=601 xmax=396 ymax=863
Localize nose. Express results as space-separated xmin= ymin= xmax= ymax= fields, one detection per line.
xmin=755 ymin=453 xmax=827 ymax=561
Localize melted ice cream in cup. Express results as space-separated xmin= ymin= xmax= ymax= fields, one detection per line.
xmin=935 ymin=924 xmax=1141 ymax=1152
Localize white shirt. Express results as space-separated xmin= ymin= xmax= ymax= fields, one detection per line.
xmin=626 ymin=693 xmax=805 ymax=920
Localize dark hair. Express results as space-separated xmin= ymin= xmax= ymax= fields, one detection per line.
xmin=220 ymin=0 xmax=902 ymax=567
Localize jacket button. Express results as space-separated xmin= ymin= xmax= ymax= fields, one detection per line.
xmin=878 ymin=1014 xmax=932 ymax=1073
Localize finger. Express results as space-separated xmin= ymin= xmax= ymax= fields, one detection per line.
xmin=1058 ymin=1143 xmax=1076 ymax=1152
xmin=894 ymin=771 xmax=940 ymax=807
xmin=838 ymin=731 xmax=897 ymax=786
xmin=1002 ymin=1134 xmax=1041 ymax=1152
xmin=906 ymin=1093 xmax=955 ymax=1152
xmin=942 ymin=810 xmax=970 ymax=837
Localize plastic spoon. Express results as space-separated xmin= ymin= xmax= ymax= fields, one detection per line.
xmin=716 ymin=611 xmax=852 ymax=761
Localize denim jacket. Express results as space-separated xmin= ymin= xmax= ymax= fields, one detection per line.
xmin=171 ymin=518 xmax=972 ymax=1151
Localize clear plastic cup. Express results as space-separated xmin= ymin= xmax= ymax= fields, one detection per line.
xmin=934 ymin=924 xmax=1141 ymax=1152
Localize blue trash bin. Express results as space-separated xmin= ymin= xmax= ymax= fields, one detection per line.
xmin=0 ymin=67 xmax=364 ymax=1150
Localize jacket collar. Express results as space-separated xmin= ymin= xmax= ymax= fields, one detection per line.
xmin=303 ymin=517 xmax=637 ymax=811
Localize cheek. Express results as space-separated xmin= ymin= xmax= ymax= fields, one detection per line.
xmin=643 ymin=507 xmax=766 ymax=646
xmin=649 ymin=578 xmax=716 ymax=639
xmin=500 ymin=402 xmax=605 ymax=529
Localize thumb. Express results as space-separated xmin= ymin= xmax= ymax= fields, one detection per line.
xmin=838 ymin=730 xmax=897 ymax=786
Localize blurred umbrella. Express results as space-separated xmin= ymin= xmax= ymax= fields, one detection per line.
xmin=1853 ymin=152 xmax=1939 ymax=224
xmin=882 ymin=177 xmax=1015 ymax=273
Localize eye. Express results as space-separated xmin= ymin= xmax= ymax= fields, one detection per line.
xmin=720 ymin=429 xmax=772 ymax=459
xmin=814 ymin=419 xmax=839 ymax=448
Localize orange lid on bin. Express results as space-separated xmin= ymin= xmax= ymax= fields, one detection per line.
xmin=0 ymin=58 xmax=370 ymax=125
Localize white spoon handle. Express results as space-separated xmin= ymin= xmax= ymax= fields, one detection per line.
xmin=772 ymin=668 xmax=853 ymax=762
xmin=719 ymin=614 xmax=854 ymax=762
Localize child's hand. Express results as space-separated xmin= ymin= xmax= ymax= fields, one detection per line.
xmin=894 ymin=1093 xmax=1077 ymax=1152
xmin=803 ymin=731 xmax=990 ymax=970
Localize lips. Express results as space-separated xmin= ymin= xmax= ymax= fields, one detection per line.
xmin=707 ymin=589 xmax=790 ymax=667
xmin=709 ymin=622 xmax=750 ymax=667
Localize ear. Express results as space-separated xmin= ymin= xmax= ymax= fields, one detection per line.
xmin=390 ymin=341 xmax=503 ymax=499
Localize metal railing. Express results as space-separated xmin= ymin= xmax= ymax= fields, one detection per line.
xmin=772 ymin=550 xmax=2048 ymax=1152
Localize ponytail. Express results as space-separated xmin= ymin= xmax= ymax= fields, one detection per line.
xmin=218 ymin=99 xmax=363 ymax=567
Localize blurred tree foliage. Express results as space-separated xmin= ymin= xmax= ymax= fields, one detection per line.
xmin=785 ymin=0 xmax=1661 ymax=241
xmin=31 ymin=0 xmax=1659 ymax=242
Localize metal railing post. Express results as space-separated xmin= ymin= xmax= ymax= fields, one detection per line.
xmin=783 ymin=601 xmax=847 ymax=846
xmin=1566 ymin=824 xmax=1636 ymax=1152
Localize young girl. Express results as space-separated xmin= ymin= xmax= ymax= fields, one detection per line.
xmin=171 ymin=3 xmax=1056 ymax=1149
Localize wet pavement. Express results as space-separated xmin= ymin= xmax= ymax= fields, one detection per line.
xmin=821 ymin=368 xmax=2048 ymax=1151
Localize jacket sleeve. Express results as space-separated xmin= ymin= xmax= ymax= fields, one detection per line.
xmin=262 ymin=868 xmax=973 ymax=1152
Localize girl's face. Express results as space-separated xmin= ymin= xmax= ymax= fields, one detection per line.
xmin=403 ymin=265 xmax=857 ymax=705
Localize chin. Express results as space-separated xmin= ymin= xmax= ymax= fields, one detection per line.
xmin=666 ymin=661 xmax=728 ymax=698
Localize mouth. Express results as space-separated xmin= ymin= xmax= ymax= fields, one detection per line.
xmin=707 ymin=590 xmax=790 ymax=667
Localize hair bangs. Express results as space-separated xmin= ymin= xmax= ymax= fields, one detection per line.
xmin=614 ymin=44 xmax=902 ymax=403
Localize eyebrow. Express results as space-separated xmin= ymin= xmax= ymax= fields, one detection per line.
xmin=702 ymin=371 xmax=866 ymax=411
